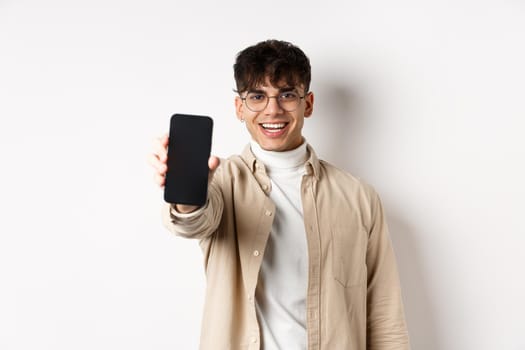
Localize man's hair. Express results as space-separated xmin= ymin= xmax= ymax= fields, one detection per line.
xmin=233 ymin=39 xmax=311 ymax=94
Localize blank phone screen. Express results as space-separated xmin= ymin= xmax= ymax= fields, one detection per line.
xmin=164 ymin=114 xmax=213 ymax=206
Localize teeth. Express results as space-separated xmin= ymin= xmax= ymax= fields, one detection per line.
xmin=261 ymin=123 xmax=286 ymax=129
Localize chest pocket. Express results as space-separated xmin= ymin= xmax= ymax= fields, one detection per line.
xmin=330 ymin=226 xmax=368 ymax=287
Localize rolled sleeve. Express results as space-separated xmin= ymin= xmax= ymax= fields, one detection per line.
xmin=162 ymin=182 xmax=223 ymax=240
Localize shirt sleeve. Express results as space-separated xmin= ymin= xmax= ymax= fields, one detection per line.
xmin=366 ymin=190 xmax=411 ymax=350
xmin=162 ymin=180 xmax=223 ymax=240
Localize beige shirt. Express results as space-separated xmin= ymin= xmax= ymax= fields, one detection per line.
xmin=162 ymin=144 xmax=410 ymax=350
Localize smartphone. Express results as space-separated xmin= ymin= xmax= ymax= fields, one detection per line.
xmin=164 ymin=114 xmax=213 ymax=206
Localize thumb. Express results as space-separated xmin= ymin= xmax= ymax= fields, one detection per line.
xmin=208 ymin=156 xmax=220 ymax=171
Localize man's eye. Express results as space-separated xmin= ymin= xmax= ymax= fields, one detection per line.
xmin=249 ymin=94 xmax=266 ymax=101
xmin=280 ymin=92 xmax=298 ymax=100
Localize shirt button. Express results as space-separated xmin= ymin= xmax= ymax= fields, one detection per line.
xmin=262 ymin=184 xmax=268 ymax=191
xmin=253 ymin=250 xmax=260 ymax=257
xmin=265 ymin=210 xmax=272 ymax=216
xmin=250 ymin=336 xmax=258 ymax=343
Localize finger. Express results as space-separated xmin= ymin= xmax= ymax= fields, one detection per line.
xmin=154 ymin=173 xmax=165 ymax=187
xmin=149 ymin=153 xmax=164 ymax=172
xmin=159 ymin=133 xmax=169 ymax=147
xmin=208 ymin=156 xmax=220 ymax=171
xmin=149 ymin=154 xmax=168 ymax=178
xmin=158 ymin=163 xmax=167 ymax=175
xmin=158 ymin=134 xmax=169 ymax=157
xmin=153 ymin=138 xmax=168 ymax=162
xmin=154 ymin=133 xmax=168 ymax=146
xmin=148 ymin=153 xmax=160 ymax=168
xmin=207 ymin=156 xmax=220 ymax=185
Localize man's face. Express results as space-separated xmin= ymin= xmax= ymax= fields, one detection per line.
xmin=235 ymin=78 xmax=314 ymax=152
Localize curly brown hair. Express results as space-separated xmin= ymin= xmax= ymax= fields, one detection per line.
xmin=233 ymin=39 xmax=311 ymax=94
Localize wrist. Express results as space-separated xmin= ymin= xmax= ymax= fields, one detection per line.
xmin=174 ymin=204 xmax=200 ymax=214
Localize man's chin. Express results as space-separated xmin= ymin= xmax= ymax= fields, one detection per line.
xmin=258 ymin=140 xmax=283 ymax=152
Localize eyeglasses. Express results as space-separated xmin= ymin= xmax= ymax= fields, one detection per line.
xmin=240 ymin=90 xmax=307 ymax=112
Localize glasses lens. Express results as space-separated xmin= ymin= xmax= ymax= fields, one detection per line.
xmin=278 ymin=92 xmax=300 ymax=111
xmin=245 ymin=93 xmax=268 ymax=112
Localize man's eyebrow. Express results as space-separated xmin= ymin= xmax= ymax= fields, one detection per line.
xmin=247 ymin=89 xmax=266 ymax=94
xmin=247 ymin=87 xmax=297 ymax=94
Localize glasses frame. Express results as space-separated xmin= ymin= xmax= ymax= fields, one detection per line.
xmin=239 ymin=90 xmax=309 ymax=112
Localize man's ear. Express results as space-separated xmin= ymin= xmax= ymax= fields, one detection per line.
xmin=235 ymin=96 xmax=244 ymax=121
xmin=304 ymin=92 xmax=314 ymax=118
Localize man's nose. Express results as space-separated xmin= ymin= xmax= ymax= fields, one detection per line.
xmin=264 ymin=96 xmax=284 ymax=114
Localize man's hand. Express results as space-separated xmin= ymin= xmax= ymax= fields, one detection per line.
xmin=149 ymin=134 xmax=220 ymax=213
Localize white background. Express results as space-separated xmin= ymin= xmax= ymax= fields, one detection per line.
xmin=1 ymin=0 xmax=524 ymax=349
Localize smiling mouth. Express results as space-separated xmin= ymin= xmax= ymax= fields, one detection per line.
xmin=260 ymin=122 xmax=288 ymax=133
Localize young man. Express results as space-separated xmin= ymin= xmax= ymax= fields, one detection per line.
xmin=150 ymin=40 xmax=410 ymax=350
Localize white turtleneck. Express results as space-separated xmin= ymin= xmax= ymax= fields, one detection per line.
xmin=250 ymin=140 xmax=308 ymax=350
